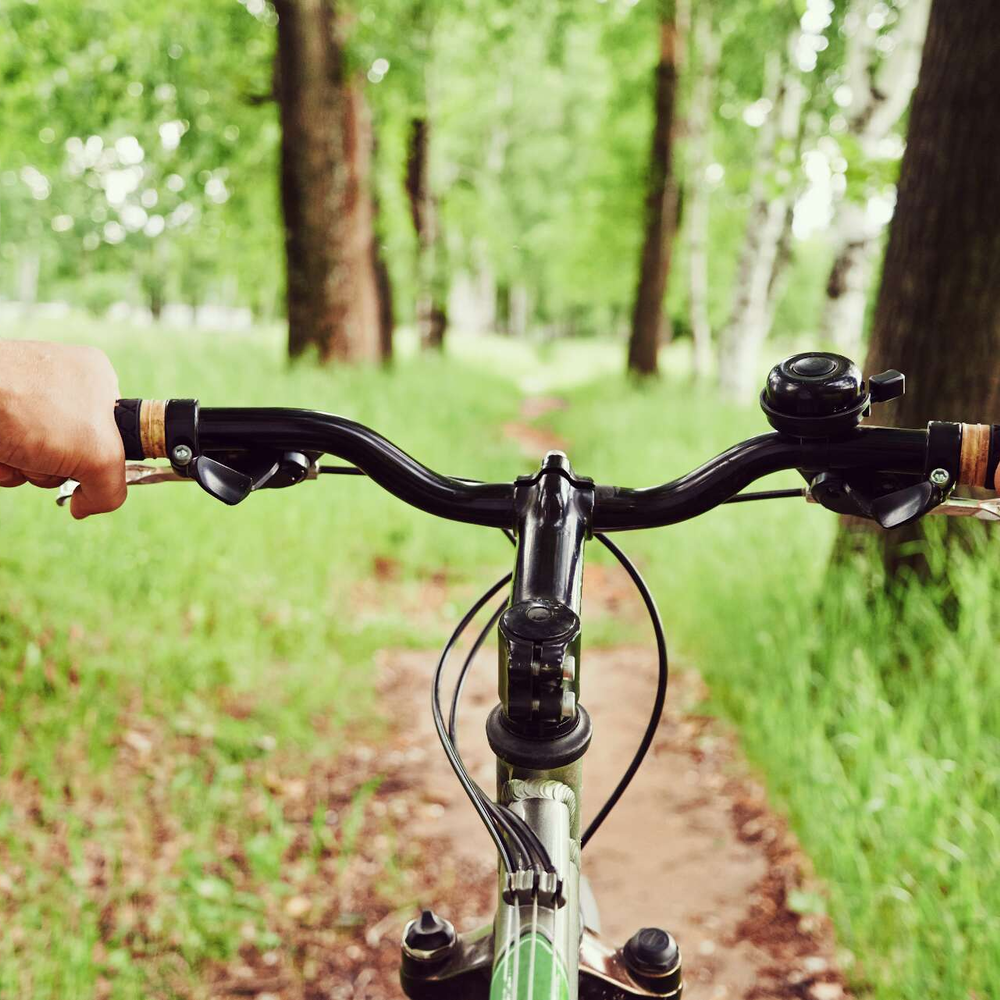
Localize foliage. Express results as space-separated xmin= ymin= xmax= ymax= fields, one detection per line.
xmin=0 ymin=0 xmax=918 ymax=344
xmin=0 ymin=316 xmax=529 ymax=996
xmin=545 ymin=369 xmax=1000 ymax=1000
xmin=0 ymin=0 xmax=280 ymax=313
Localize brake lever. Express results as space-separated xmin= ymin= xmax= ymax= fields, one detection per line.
xmin=805 ymin=490 xmax=1000 ymax=522
xmin=56 ymin=458 xmax=321 ymax=507
xmin=927 ymin=495 xmax=1000 ymax=521
xmin=56 ymin=463 xmax=189 ymax=506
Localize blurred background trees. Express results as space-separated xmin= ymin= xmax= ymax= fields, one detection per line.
xmin=1 ymin=0 xmax=937 ymax=382
xmin=6 ymin=5 xmax=1000 ymax=996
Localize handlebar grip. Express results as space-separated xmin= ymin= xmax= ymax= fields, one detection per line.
xmin=959 ymin=423 xmax=1000 ymax=488
xmin=114 ymin=399 xmax=169 ymax=460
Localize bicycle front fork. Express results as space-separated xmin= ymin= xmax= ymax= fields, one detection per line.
xmin=399 ymin=920 xmax=683 ymax=999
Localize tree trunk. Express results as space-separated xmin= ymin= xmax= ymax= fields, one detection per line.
xmin=819 ymin=0 xmax=930 ymax=356
xmin=717 ymin=39 xmax=806 ymax=401
xmin=627 ymin=2 xmax=681 ymax=378
xmin=406 ymin=116 xmax=448 ymax=349
xmin=17 ymin=250 xmax=39 ymax=313
xmin=274 ymin=0 xmax=381 ymax=362
xmin=821 ymin=203 xmax=876 ymax=355
xmin=370 ymin=133 xmax=395 ymax=362
xmin=372 ymin=230 xmax=394 ymax=363
xmin=686 ymin=0 xmax=717 ymax=381
xmin=854 ymin=0 xmax=1000 ymax=576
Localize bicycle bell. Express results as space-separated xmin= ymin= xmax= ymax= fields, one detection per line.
xmin=761 ymin=351 xmax=904 ymax=437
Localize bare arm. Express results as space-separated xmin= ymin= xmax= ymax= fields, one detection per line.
xmin=0 ymin=340 xmax=126 ymax=518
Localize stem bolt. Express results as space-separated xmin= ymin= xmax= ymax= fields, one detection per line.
xmin=171 ymin=444 xmax=193 ymax=466
xmin=560 ymin=690 xmax=577 ymax=720
xmin=624 ymin=927 xmax=682 ymax=993
xmin=930 ymin=467 xmax=950 ymax=487
xmin=402 ymin=909 xmax=456 ymax=963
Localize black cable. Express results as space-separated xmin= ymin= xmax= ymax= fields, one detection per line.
xmin=437 ymin=527 xmax=557 ymax=876
xmin=449 ymin=597 xmax=507 ymax=748
xmin=502 ymin=806 xmax=556 ymax=874
xmin=581 ymin=533 xmax=668 ymax=850
xmin=317 ymin=465 xmax=366 ymax=475
xmin=723 ymin=488 xmax=804 ymax=503
xmin=449 ymin=527 xmax=516 ymax=747
xmin=431 ymin=571 xmax=521 ymax=873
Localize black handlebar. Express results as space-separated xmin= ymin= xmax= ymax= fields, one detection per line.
xmin=201 ymin=407 xmax=516 ymax=527
xmin=115 ymin=398 xmax=958 ymax=532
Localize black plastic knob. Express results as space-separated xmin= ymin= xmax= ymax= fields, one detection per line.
xmin=624 ymin=927 xmax=682 ymax=994
xmin=789 ymin=355 xmax=837 ymax=378
xmin=869 ymin=369 xmax=905 ymax=403
xmin=402 ymin=909 xmax=456 ymax=960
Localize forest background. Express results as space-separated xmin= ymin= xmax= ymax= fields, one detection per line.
xmin=2 ymin=1 xmax=1000 ymax=999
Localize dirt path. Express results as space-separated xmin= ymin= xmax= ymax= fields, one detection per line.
xmin=379 ymin=626 xmax=850 ymax=1000
xmin=211 ymin=399 xmax=852 ymax=1000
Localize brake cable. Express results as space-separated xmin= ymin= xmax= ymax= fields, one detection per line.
xmin=431 ymin=570 xmax=558 ymax=875
xmin=445 ymin=528 xmax=668 ymax=856
xmin=581 ymin=533 xmax=667 ymax=849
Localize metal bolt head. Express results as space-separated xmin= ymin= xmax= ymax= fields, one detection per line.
xmin=560 ymin=690 xmax=577 ymax=720
xmin=930 ymin=467 xmax=950 ymax=487
xmin=171 ymin=444 xmax=193 ymax=466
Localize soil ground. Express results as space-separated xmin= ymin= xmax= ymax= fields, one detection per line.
xmin=210 ymin=401 xmax=854 ymax=1000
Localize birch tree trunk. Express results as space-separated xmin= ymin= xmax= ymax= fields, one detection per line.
xmin=627 ymin=0 xmax=681 ymax=377
xmin=819 ymin=0 xmax=930 ymax=357
xmin=17 ymin=250 xmax=39 ymax=314
xmin=686 ymin=1 xmax=718 ymax=381
xmin=274 ymin=0 xmax=381 ymax=362
xmin=718 ymin=39 xmax=806 ymax=401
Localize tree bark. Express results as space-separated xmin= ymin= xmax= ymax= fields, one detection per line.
xmin=717 ymin=39 xmax=806 ymax=401
xmin=627 ymin=2 xmax=681 ymax=378
xmin=406 ymin=116 xmax=449 ymax=349
xmin=854 ymin=0 xmax=1000 ymax=575
xmin=819 ymin=0 xmax=930 ymax=356
xmin=686 ymin=1 xmax=717 ymax=381
xmin=371 ymin=213 xmax=394 ymax=363
xmin=370 ymin=132 xmax=395 ymax=362
xmin=274 ymin=0 xmax=381 ymax=362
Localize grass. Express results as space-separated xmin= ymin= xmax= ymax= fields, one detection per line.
xmin=0 ymin=318 xmax=531 ymax=998
xmin=1 ymin=317 xmax=998 ymax=998
xmin=546 ymin=375 xmax=1000 ymax=999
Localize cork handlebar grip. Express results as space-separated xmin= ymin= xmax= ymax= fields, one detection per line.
xmin=959 ymin=423 xmax=1000 ymax=489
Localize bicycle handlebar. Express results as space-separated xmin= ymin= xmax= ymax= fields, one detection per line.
xmin=113 ymin=397 xmax=1000 ymax=532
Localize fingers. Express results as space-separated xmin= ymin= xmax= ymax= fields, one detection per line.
xmin=0 ymin=463 xmax=26 ymax=488
xmin=24 ymin=472 xmax=67 ymax=489
xmin=70 ymin=461 xmax=127 ymax=519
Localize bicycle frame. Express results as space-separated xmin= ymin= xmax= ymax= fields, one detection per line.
xmin=401 ymin=453 xmax=680 ymax=999
xmin=490 ymin=452 xmax=591 ymax=1000
xmin=108 ymin=351 xmax=1000 ymax=999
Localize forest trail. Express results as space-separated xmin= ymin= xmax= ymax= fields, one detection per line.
xmin=373 ymin=399 xmax=853 ymax=999
xmin=213 ymin=399 xmax=853 ymax=1000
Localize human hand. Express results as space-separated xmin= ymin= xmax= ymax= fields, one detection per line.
xmin=0 ymin=340 xmax=126 ymax=518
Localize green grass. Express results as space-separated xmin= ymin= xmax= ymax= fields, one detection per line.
xmin=0 ymin=318 xmax=532 ymax=998
xmin=546 ymin=375 xmax=1000 ymax=999
xmin=1 ymin=318 xmax=998 ymax=998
